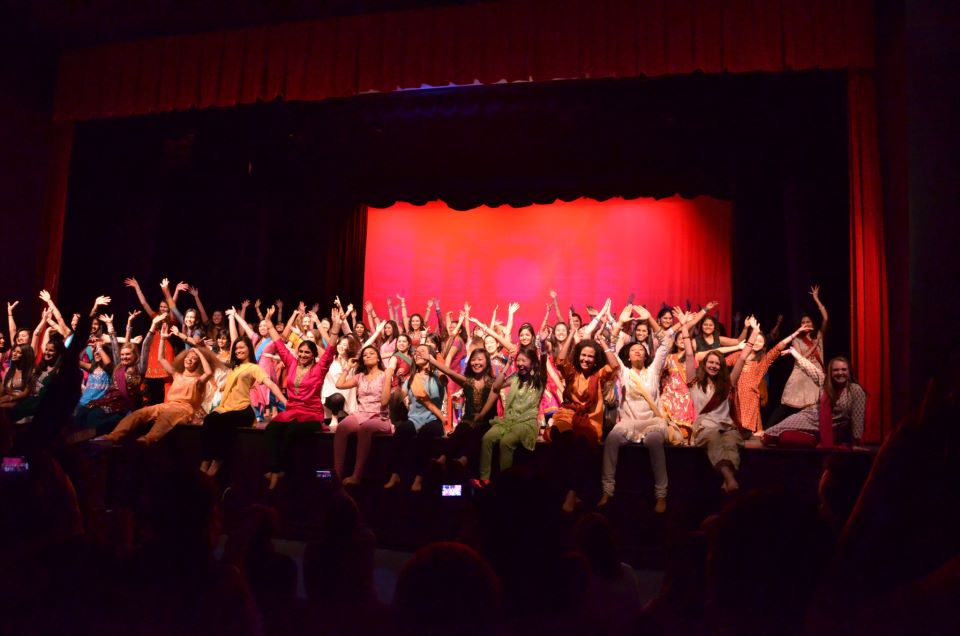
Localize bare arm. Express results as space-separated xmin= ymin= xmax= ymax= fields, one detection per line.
xmin=396 ymin=295 xmax=409 ymax=332
xmin=228 ymin=310 xmax=239 ymax=343
xmin=31 ymin=308 xmax=49 ymax=352
xmin=695 ymin=342 xmax=745 ymax=362
xmin=259 ymin=377 xmax=287 ymax=406
xmin=595 ymin=333 xmax=619 ymax=372
xmin=254 ymin=299 xmax=264 ymax=323
xmin=810 ymin=285 xmax=829 ymax=335
xmin=124 ymin=277 xmax=155 ymax=316
xmin=335 ymin=359 xmax=361 ymax=389
xmin=7 ymin=300 xmax=18 ymax=344
xmin=189 ymin=286 xmax=209 ymax=325
xmin=471 ymin=317 xmax=514 ymax=353
xmin=157 ymin=324 xmax=176 ymax=376
xmin=730 ymin=317 xmax=762 ymax=387
xmin=549 ymin=289 xmax=563 ymax=324
xmin=505 ymin=302 xmax=519 ymax=341
xmin=426 ymin=352 xmax=468 ymax=387
xmin=233 ymin=309 xmax=257 ymax=341
xmin=381 ymin=358 xmax=396 ymax=408
xmin=159 ymin=278 xmax=177 ymax=314
xmin=363 ymin=319 xmax=386 ymax=349
xmin=196 ymin=341 xmax=213 ymax=385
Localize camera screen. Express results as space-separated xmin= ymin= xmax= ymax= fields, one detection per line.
xmin=316 ymin=470 xmax=332 ymax=481
xmin=441 ymin=484 xmax=462 ymax=497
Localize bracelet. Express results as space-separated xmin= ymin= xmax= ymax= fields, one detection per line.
xmin=605 ymin=347 xmax=614 ymax=352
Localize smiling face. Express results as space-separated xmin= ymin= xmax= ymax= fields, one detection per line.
xmin=354 ymin=323 xmax=366 ymax=339
xmin=635 ymin=323 xmax=649 ymax=342
xmin=183 ymin=350 xmax=200 ymax=372
xmin=43 ymin=342 xmax=57 ymax=362
xmin=659 ymin=312 xmax=674 ymax=329
xmin=234 ymin=341 xmax=251 ymax=363
xmin=300 ymin=315 xmax=312 ymax=331
xmin=216 ymin=333 xmax=229 ymax=350
xmin=518 ymin=327 xmax=534 ymax=347
xmin=701 ymin=317 xmax=716 ymax=336
xmin=484 ymin=335 xmax=499 ymax=355
xmin=468 ymin=350 xmax=488 ymax=375
xmin=704 ymin=352 xmax=722 ymax=377
xmin=570 ymin=315 xmax=582 ymax=330
xmin=159 ymin=301 xmax=169 ymax=314
xmin=384 ymin=322 xmax=395 ymax=339
xmin=184 ymin=309 xmax=198 ymax=328
xmin=119 ymin=344 xmax=136 ymax=366
xmin=396 ymin=334 xmax=411 ymax=353
xmin=578 ymin=345 xmax=597 ymax=373
xmin=410 ymin=315 xmax=423 ymax=331
xmin=413 ymin=344 xmax=431 ymax=368
xmin=212 ymin=310 xmax=224 ymax=325
xmin=11 ymin=346 xmax=22 ymax=362
xmin=829 ymin=359 xmax=849 ymax=386
xmin=297 ymin=344 xmax=316 ymax=367
xmin=258 ymin=320 xmax=270 ymax=336
xmin=15 ymin=329 xmax=30 ymax=345
xmin=515 ymin=351 xmax=532 ymax=376
xmin=554 ymin=323 xmax=568 ymax=342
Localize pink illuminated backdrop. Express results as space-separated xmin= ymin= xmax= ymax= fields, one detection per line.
xmin=364 ymin=197 xmax=733 ymax=334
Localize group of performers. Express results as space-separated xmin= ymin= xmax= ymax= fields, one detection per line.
xmin=2 ymin=279 xmax=865 ymax=512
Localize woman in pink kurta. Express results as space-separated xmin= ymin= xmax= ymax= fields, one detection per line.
xmin=262 ymin=312 xmax=340 ymax=490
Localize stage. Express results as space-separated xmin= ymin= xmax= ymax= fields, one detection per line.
xmin=87 ymin=426 xmax=877 ymax=568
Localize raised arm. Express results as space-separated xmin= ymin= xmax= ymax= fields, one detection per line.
xmin=441 ymin=312 xmax=466 ymax=359
xmin=254 ymin=299 xmax=264 ymax=323
xmin=682 ymin=320 xmax=697 ymax=382
xmin=475 ymin=355 xmax=513 ymax=421
xmin=233 ymin=308 xmax=257 ymax=341
xmin=471 ymin=317 xmax=514 ymax=353
xmin=729 ymin=317 xmax=761 ymax=387
xmin=594 ymin=333 xmax=619 ymax=373
xmin=336 ymin=359 xmax=361 ymax=389
xmin=7 ymin=300 xmax=19 ymax=343
xmin=504 ymin=302 xmax=519 ymax=341
xmin=124 ymin=277 xmax=155 ymax=316
xmin=125 ymin=310 xmax=141 ymax=345
xmin=159 ymin=278 xmax=180 ymax=319
xmin=195 ymin=341 xmax=213 ymax=385
xmin=810 ymin=285 xmax=829 ymax=335
xmin=395 ymin=294 xmax=409 ymax=332
xmin=157 ymin=324 xmax=176 ymax=376
xmin=227 ymin=308 xmax=239 ymax=343
xmin=784 ymin=347 xmax=825 ymax=386
xmin=549 ymin=289 xmax=563 ymax=324
xmin=189 ymin=286 xmax=210 ymax=326
xmin=364 ymin=300 xmax=381 ymax=330
xmin=695 ymin=342 xmax=745 ymax=362
xmin=363 ymin=319 xmax=386 ymax=349
xmin=100 ymin=313 xmax=120 ymax=364
xmin=31 ymin=308 xmax=50 ymax=352
xmin=38 ymin=290 xmax=70 ymax=337
xmin=426 ymin=351 xmax=468 ymax=387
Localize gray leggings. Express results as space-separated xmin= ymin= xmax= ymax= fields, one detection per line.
xmin=602 ymin=420 xmax=668 ymax=498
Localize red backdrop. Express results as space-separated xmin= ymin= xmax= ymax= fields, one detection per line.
xmin=363 ymin=196 xmax=732 ymax=332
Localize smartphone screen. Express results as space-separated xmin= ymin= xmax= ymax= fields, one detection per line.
xmin=2 ymin=457 xmax=29 ymax=473
xmin=441 ymin=484 xmax=462 ymax=497
xmin=316 ymin=470 xmax=332 ymax=481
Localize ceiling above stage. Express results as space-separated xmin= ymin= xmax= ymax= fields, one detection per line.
xmin=1 ymin=0 xmax=486 ymax=48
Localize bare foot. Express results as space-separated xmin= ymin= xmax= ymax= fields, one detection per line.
xmin=455 ymin=456 xmax=468 ymax=467
xmin=654 ymin=497 xmax=667 ymax=514
xmin=200 ymin=460 xmax=211 ymax=474
xmin=411 ymin=475 xmax=423 ymax=492
xmin=597 ymin=493 xmax=611 ymax=508
xmin=342 ymin=475 xmax=360 ymax=486
xmin=268 ymin=473 xmax=282 ymax=490
xmin=207 ymin=460 xmax=222 ymax=477
xmin=562 ymin=489 xmax=579 ymax=513
xmin=384 ymin=473 xmax=401 ymax=489
xmin=434 ymin=455 xmax=447 ymax=466
xmin=719 ymin=465 xmax=739 ymax=494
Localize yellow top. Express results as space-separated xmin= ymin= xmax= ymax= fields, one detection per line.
xmin=215 ymin=362 xmax=267 ymax=413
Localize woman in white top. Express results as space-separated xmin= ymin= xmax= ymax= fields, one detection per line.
xmin=599 ymin=324 xmax=679 ymax=512
xmin=682 ymin=315 xmax=759 ymax=493
xmin=321 ymin=334 xmax=360 ymax=424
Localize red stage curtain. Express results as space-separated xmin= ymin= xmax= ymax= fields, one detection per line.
xmin=848 ymin=71 xmax=892 ymax=442
xmin=38 ymin=122 xmax=74 ymax=296
xmin=52 ymin=0 xmax=875 ymax=121
xmin=364 ymin=197 xmax=734 ymax=332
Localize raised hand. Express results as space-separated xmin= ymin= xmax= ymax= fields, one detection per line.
xmin=809 ymin=284 xmax=822 ymax=302
xmin=549 ymin=289 xmax=558 ymax=300
xmin=595 ymin=332 xmax=609 ymax=348
xmin=255 ymin=299 xmax=262 ymax=310
xmin=310 ymin=303 xmax=320 ymax=314
xmin=160 ymin=323 xmax=170 ymax=339
xmin=7 ymin=300 xmax=18 ymax=313
xmin=297 ymin=301 xmax=306 ymax=313
xmin=634 ymin=305 xmax=650 ymax=321
xmin=463 ymin=301 xmax=471 ymax=313
xmin=152 ymin=313 xmax=168 ymax=326
xmin=94 ymin=295 xmax=111 ymax=308
xmin=160 ymin=277 xmax=170 ymax=289
xmin=175 ymin=281 xmax=189 ymax=293
xmin=618 ymin=304 xmax=634 ymax=324
xmin=127 ymin=309 xmax=141 ymax=323
xmin=426 ymin=298 xmax=435 ymax=308
xmin=364 ymin=300 xmax=374 ymax=312
xmin=169 ymin=325 xmax=182 ymax=338
xmin=705 ymin=300 xmax=718 ymax=312
xmin=345 ymin=303 xmax=355 ymax=316
xmin=225 ymin=307 xmax=236 ymax=317
xmin=39 ymin=290 xmax=53 ymax=305
xmin=189 ymin=286 xmax=200 ymax=297
xmin=276 ymin=299 xmax=284 ymax=309
xmin=98 ymin=313 xmax=114 ymax=325
xmin=241 ymin=299 xmax=251 ymax=311
xmin=508 ymin=302 xmax=520 ymax=314
xmin=265 ymin=305 xmax=276 ymax=319
xmin=123 ymin=277 xmax=139 ymax=289
xmin=395 ymin=294 xmax=405 ymax=303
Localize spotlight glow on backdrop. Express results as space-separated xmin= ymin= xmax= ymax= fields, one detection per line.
xmin=364 ymin=197 xmax=733 ymax=332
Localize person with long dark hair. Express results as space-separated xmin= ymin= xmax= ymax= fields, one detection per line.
xmin=334 ymin=344 xmax=394 ymax=485
xmin=682 ymin=318 xmax=757 ymax=493
xmin=124 ymin=277 xmax=177 ymax=405
xmin=0 ymin=344 xmax=37 ymax=422
xmin=263 ymin=305 xmax=343 ymax=489
xmin=199 ymin=316 xmax=286 ymax=477
xmin=425 ymin=346 xmax=495 ymax=476
xmin=384 ymin=342 xmax=447 ymax=492
xmin=599 ymin=323 xmax=681 ymax=512
xmin=477 ymin=345 xmax=546 ymax=484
